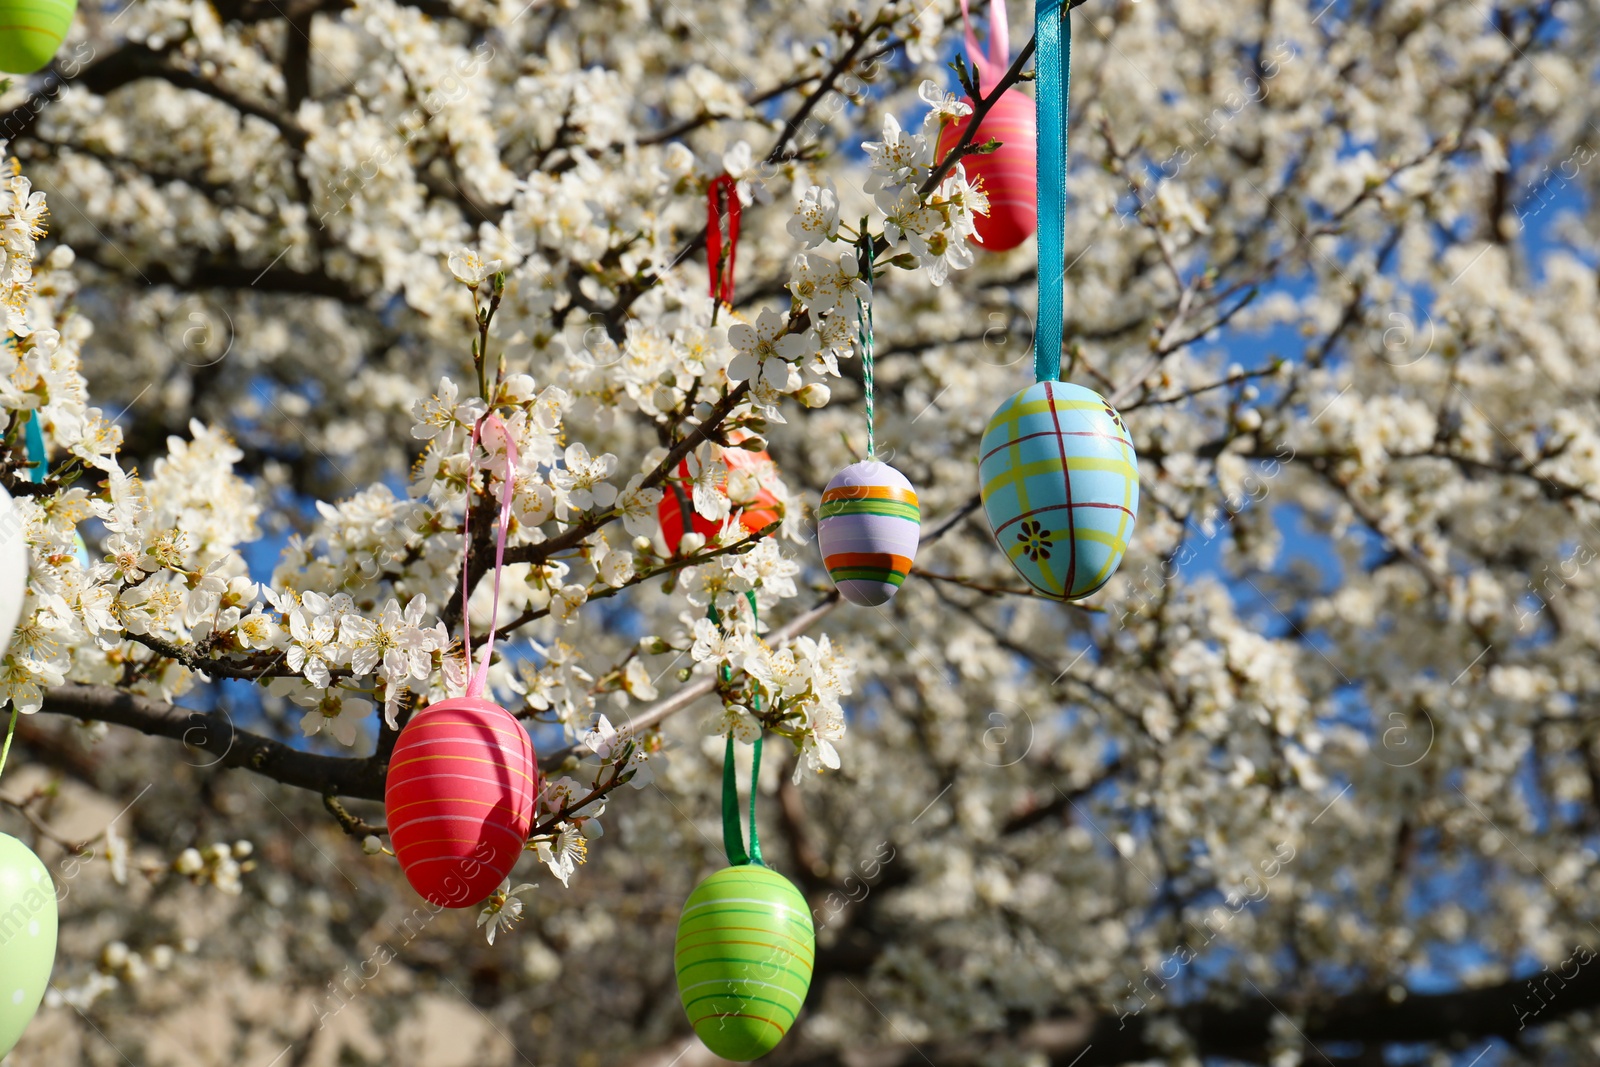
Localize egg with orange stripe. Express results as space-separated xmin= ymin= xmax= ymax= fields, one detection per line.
xmin=816 ymin=461 xmax=920 ymax=606
xmin=384 ymin=695 xmax=537 ymax=908
xmin=675 ymin=864 xmax=815 ymax=1061
xmin=0 ymin=0 xmax=75 ymax=75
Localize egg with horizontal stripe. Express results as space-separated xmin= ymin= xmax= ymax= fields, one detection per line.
xmin=979 ymin=381 xmax=1139 ymax=600
xmin=936 ymin=88 xmax=1036 ymax=252
xmin=675 ymin=864 xmax=815 ymax=1061
xmin=0 ymin=0 xmax=74 ymax=74
xmin=0 ymin=833 xmax=55 ymax=1058
xmin=817 ymin=461 xmax=920 ymax=606
xmin=384 ymin=696 xmax=537 ymax=908
xmin=659 ymin=435 xmax=783 ymax=556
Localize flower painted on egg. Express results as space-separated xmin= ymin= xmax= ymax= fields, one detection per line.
xmin=1017 ymin=520 xmax=1052 ymax=562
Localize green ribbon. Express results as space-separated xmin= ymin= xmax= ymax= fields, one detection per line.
xmin=713 ymin=590 xmax=764 ymax=867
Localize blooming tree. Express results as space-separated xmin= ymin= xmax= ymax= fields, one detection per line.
xmin=0 ymin=0 xmax=1597 ymax=1064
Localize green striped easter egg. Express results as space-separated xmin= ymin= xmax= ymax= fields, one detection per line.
xmin=0 ymin=0 xmax=74 ymax=75
xmin=675 ymin=864 xmax=815 ymax=1061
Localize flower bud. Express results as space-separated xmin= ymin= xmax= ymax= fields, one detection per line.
xmin=796 ymin=382 xmax=831 ymax=408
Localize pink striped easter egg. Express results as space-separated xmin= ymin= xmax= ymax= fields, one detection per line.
xmin=384 ymin=696 xmax=537 ymax=907
xmin=937 ymin=89 xmax=1037 ymax=252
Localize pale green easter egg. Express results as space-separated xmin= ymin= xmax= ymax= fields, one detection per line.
xmin=675 ymin=864 xmax=814 ymax=1061
xmin=0 ymin=0 xmax=74 ymax=74
xmin=0 ymin=832 xmax=57 ymax=1057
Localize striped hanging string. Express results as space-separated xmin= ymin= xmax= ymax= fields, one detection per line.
xmin=706 ymin=175 xmax=741 ymax=326
xmin=1034 ymin=0 xmax=1072 ymax=383
xmin=711 ymin=591 xmax=764 ymax=867
xmin=855 ymin=233 xmax=877 ymax=461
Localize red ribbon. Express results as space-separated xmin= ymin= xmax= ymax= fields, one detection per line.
xmin=706 ymin=174 xmax=741 ymax=308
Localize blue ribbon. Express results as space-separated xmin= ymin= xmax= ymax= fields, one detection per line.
xmin=1034 ymin=0 xmax=1071 ymax=383
xmin=23 ymin=415 xmax=44 ymax=483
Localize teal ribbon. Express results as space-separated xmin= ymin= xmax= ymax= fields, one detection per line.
xmin=713 ymin=590 xmax=765 ymax=867
xmin=1034 ymin=0 xmax=1071 ymax=384
xmin=23 ymin=414 xmax=44 ymax=483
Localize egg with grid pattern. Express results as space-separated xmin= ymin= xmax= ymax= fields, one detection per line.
xmin=675 ymin=864 xmax=815 ymax=1061
xmin=936 ymin=88 xmax=1036 ymax=252
xmin=816 ymin=461 xmax=920 ymax=606
xmin=0 ymin=832 xmax=56 ymax=1057
xmin=978 ymin=381 xmax=1139 ymax=600
xmin=0 ymin=0 xmax=74 ymax=74
xmin=659 ymin=437 xmax=782 ymax=556
xmin=385 ymin=696 xmax=537 ymax=908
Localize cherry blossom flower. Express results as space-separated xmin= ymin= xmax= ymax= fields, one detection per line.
xmin=787 ymin=181 xmax=840 ymax=247
xmin=727 ymin=309 xmax=808 ymax=389
xmin=919 ymin=79 xmax=972 ymax=122
xmin=447 ymin=249 xmax=502 ymax=288
xmin=477 ymin=880 xmax=537 ymax=945
xmin=295 ymin=689 xmax=371 ymax=747
xmin=535 ymin=823 xmax=588 ymax=887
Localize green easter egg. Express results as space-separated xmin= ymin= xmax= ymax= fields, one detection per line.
xmin=675 ymin=864 xmax=814 ymax=1061
xmin=0 ymin=0 xmax=75 ymax=75
xmin=0 ymin=832 xmax=56 ymax=1057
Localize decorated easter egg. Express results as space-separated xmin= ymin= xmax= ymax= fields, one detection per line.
xmin=0 ymin=0 xmax=75 ymax=75
xmin=816 ymin=461 xmax=920 ymax=606
xmin=936 ymin=88 xmax=1037 ymax=252
xmin=659 ymin=436 xmax=782 ymax=556
xmin=675 ymin=864 xmax=814 ymax=1061
xmin=0 ymin=484 xmax=28 ymax=661
xmin=385 ymin=696 xmax=537 ymax=908
xmin=979 ymin=381 xmax=1138 ymax=600
xmin=0 ymin=833 xmax=56 ymax=1057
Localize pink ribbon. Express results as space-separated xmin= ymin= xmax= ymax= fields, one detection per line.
xmin=461 ymin=413 xmax=518 ymax=700
xmin=960 ymin=0 xmax=1011 ymax=93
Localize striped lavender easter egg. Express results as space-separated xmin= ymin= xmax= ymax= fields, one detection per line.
xmin=817 ymin=461 xmax=920 ymax=606
xmin=385 ymin=696 xmax=537 ymax=908
xmin=0 ymin=0 xmax=74 ymax=74
xmin=937 ymin=88 xmax=1037 ymax=252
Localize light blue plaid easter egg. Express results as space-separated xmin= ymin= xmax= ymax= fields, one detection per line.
xmin=978 ymin=381 xmax=1138 ymax=600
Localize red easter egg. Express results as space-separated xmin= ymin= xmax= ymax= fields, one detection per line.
xmin=936 ymin=89 xmax=1037 ymax=252
xmin=384 ymin=696 xmax=537 ymax=908
xmin=659 ymin=439 xmax=782 ymax=556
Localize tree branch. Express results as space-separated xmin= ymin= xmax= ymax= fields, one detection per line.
xmin=40 ymin=683 xmax=387 ymax=798
xmin=791 ymin=957 xmax=1600 ymax=1067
